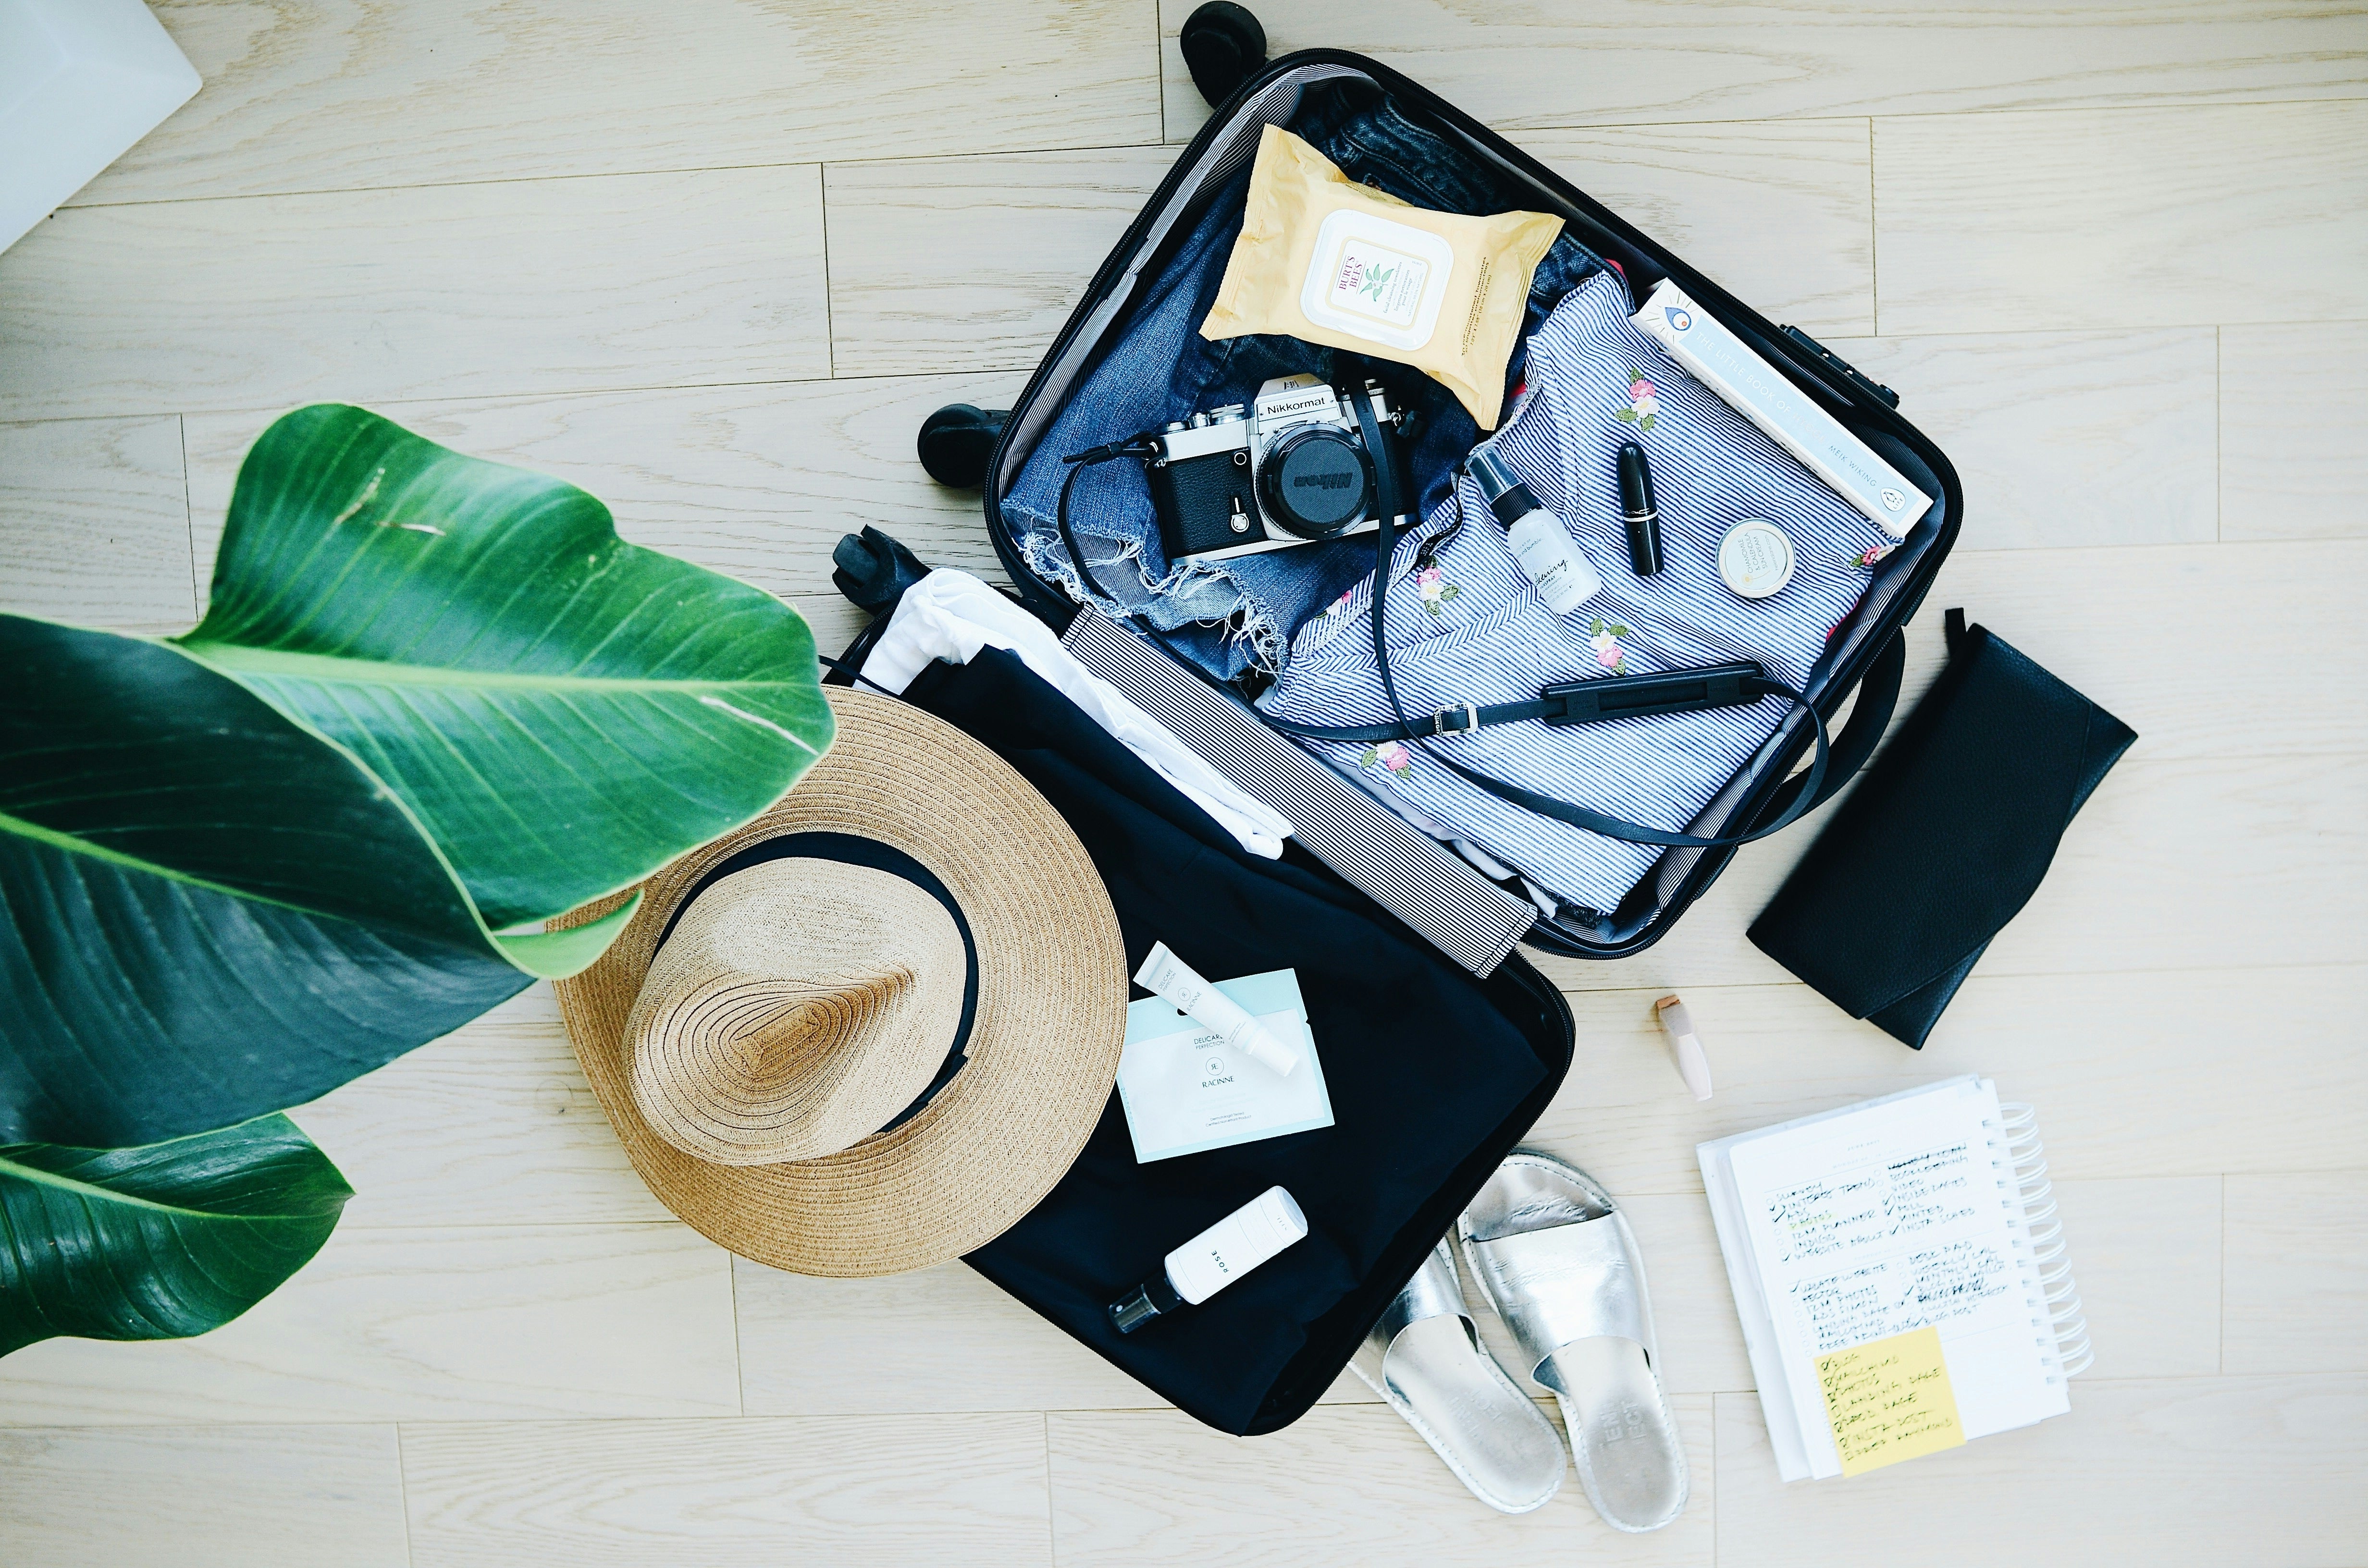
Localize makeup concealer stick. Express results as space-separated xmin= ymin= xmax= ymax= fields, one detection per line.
xmin=1656 ymin=995 xmax=1714 ymax=1102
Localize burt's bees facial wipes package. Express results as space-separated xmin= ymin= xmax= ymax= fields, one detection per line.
xmin=1199 ymin=126 xmax=1564 ymax=429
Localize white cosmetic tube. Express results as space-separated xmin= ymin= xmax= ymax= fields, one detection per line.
xmin=1655 ymin=994 xmax=1714 ymax=1102
xmin=1109 ymin=1186 xmax=1310 ymax=1332
xmin=1134 ymin=942 xmax=1300 ymax=1076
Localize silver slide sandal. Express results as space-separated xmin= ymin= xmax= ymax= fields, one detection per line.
xmin=1351 ymin=1238 xmax=1567 ymax=1514
xmin=1458 ymin=1152 xmax=1688 ymax=1532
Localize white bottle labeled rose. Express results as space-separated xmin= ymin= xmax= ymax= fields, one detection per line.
xmin=1468 ymin=446 xmax=1601 ymax=615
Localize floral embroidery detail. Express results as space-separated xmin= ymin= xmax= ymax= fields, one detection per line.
xmin=1413 ymin=564 xmax=1462 ymax=618
xmin=1586 ymin=616 xmax=1632 ymax=675
xmin=1323 ymin=588 xmax=1357 ymax=618
xmin=1849 ymin=542 xmax=1899 ymax=569
xmin=1613 ymin=367 xmax=1660 ymax=431
xmin=1361 ymin=740 xmax=1413 ymax=780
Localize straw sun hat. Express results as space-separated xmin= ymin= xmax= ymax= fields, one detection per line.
xmin=552 ymin=686 xmax=1127 ymax=1276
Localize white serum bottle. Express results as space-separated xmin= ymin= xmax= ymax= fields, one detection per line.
xmin=1468 ymin=444 xmax=1602 ymax=615
xmin=1108 ymin=1186 xmax=1310 ymax=1333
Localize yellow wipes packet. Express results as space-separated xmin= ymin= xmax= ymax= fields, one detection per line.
xmin=1199 ymin=125 xmax=1564 ymax=430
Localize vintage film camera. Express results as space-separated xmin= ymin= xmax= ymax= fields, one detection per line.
xmin=1147 ymin=375 xmax=1411 ymax=564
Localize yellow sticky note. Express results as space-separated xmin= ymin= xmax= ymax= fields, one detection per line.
xmin=1816 ymin=1325 xmax=1966 ymax=1477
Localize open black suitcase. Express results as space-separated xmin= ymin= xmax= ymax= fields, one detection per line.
xmin=828 ymin=32 xmax=1961 ymax=1435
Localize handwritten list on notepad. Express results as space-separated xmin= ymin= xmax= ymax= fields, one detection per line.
xmin=1700 ymin=1077 xmax=2077 ymax=1482
xmin=1726 ymin=1077 xmax=2067 ymax=1477
xmin=1816 ymin=1325 xmax=1965 ymax=1475
xmin=1762 ymin=1139 xmax=2012 ymax=1353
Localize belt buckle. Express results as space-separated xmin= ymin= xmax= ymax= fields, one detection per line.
xmin=1431 ymin=701 xmax=1480 ymax=736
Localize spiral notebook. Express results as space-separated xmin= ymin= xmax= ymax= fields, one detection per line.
xmin=1699 ymin=1076 xmax=2090 ymax=1481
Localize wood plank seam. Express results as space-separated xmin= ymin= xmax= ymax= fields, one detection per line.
xmin=820 ymin=169 xmax=841 ymax=380
xmin=54 ymin=139 xmax=1180 ymax=214
xmin=174 ymin=413 xmax=197 ymax=616
xmin=0 ymin=366 xmax=1022 ymax=430
xmin=728 ymin=1247 xmax=748 ymax=1418
xmin=391 ymin=1422 xmax=417 ymax=1568
xmin=1865 ymin=116 xmax=1880 ymax=336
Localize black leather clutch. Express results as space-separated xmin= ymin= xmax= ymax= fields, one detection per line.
xmin=1748 ymin=610 xmax=2136 ymax=1049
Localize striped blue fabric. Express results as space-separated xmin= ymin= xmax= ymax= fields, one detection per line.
xmin=1258 ymin=270 xmax=1898 ymax=915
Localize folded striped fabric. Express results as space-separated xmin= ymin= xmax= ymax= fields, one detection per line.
xmin=1259 ymin=270 xmax=1898 ymax=916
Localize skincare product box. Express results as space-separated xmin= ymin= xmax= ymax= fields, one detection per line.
xmin=1631 ymin=281 xmax=1932 ymax=537
xmin=1116 ymin=968 xmax=1331 ymax=1163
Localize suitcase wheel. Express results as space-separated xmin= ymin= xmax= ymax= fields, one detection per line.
xmin=1179 ymin=2 xmax=1267 ymax=110
xmin=916 ymin=403 xmax=1010 ymax=490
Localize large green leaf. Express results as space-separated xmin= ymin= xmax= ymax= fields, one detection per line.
xmin=0 ymin=1115 xmax=351 ymax=1356
xmin=178 ymin=405 xmax=836 ymax=930
xmin=0 ymin=614 xmax=629 ymax=1147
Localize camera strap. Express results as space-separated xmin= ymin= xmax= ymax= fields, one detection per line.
xmin=1258 ymin=361 xmax=1854 ymax=852
xmin=1054 ymin=435 xmax=1163 ymax=608
xmin=1048 ymin=377 xmax=1878 ymax=851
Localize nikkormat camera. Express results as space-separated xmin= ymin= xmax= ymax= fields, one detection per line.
xmin=1147 ymin=375 xmax=1409 ymax=564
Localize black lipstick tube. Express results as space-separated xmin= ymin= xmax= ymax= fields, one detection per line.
xmin=1618 ymin=441 xmax=1662 ymax=576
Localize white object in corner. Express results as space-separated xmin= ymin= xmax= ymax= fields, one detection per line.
xmin=0 ymin=0 xmax=199 ymax=257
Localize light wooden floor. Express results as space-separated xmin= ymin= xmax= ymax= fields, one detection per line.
xmin=3 ymin=3 xmax=2365 ymax=1564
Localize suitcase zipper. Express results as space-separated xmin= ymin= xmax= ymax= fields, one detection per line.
xmin=1780 ymin=326 xmax=1900 ymax=410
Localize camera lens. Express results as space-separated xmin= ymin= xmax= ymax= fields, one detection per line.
xmin=1257 ymin=427 xmax=1373 ymax=539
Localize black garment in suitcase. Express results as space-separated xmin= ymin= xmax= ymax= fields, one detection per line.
xmin=925 ymin=43 xmax=1962 ymax=970
xmin=876 ymin=647 xmax=1573 ymax=1435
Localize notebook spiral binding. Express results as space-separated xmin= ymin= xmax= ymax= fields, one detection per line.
xmin=1988 ymin=1102 xmax=2093 ymax=1379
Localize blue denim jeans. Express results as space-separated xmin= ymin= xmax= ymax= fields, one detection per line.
xmin=1005 ymin=80 xmax=1604 ymax=681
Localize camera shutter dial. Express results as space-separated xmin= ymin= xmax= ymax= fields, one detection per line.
xmin=1257 ymin=426 xmax=1373 ymax=539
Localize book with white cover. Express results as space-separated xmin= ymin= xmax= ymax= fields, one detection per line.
xmin=1699 ymin=1077 xmax=2090 ymax=1480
